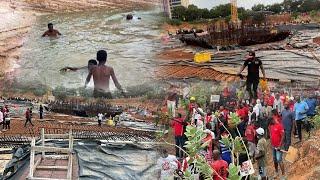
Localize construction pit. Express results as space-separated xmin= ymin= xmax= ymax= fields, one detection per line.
xmin=0 ymin=99 xmax=160 ymax=180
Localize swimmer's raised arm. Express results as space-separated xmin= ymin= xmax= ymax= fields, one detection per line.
xmin=60 ymin=66 xmax=87 ymax=72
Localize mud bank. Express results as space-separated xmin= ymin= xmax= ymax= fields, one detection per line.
xmin=0 ymin=2 xmax=36 ymax=81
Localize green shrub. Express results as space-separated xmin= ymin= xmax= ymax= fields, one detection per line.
xmin=52 ymin=86 xmax=67 ymax=100
xmin=167 ymin=19 xmax=182 ymax=26
xmin=33 ymin=87 xmax=47 ymax=97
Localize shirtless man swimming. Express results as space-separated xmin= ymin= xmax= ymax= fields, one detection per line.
xmin=85 ymin=50 xmax=125 ymax=99
xmin=42 ymin=23 xmax=61 ymax=37
xmin=60 ymin=59 xmax=97 ymax=73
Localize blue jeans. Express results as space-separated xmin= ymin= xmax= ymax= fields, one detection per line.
xmin=283 ymin=129 xmax=291 ymax=151
xmin=175 ymin=136 xmax=185 ymax=158
xmin=272 ymin=148 xmax=283 ymax=163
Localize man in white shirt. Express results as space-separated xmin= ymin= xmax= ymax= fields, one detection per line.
xmin=156 ymin=149 xmax=180 ymax=180
xmin=273 ymin=94 xmax=283 ymax=114
xmin=97 ymin=113 xmax=104 ymax=127
xmin=253 ymin=102 xmax=260 ymax=118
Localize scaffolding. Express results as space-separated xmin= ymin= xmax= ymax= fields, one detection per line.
xmin=28 ymin=128 xmax=74 ymax=180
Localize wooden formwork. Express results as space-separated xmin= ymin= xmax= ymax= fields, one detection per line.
xmin=28 ymin=128 xmax=74 ymax=180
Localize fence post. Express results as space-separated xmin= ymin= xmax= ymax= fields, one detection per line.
xmin=29 ymin=138 xmax=36 ymax=179
xmin=41 ymin=128 xmax=45 ymax=157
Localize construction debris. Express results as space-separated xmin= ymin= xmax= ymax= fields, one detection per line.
xmin=156 ymin=50 xmax=320 ymax=82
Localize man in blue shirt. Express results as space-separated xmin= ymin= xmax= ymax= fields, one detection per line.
xmin=293 ymin=96 xmax=309 ymax=142
xmin=281 ymin=103 xmax=295 ymax=150
xmin=305 ymin=95 xmax=317 ymax=117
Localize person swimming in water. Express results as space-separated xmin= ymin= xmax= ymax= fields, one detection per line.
xmin=85 ymin=50 xmax=125 ymax=99
xmin=42 ymin=23 xmax=62 ymax=37
xmin=60 ymin=59 xmax=97 ymax=73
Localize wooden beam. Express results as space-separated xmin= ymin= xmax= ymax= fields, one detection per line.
xmin=67 ymin=154 xmax=72 ymax=180
xmin=32 ymin=146 xmax=71 ymax=154
xmin=67 ymin=130 xmax=73 ymax=180
xmin=99 ymin=140 xmax=164 ymax=145
xmin=28 ymin=178 xmax=68 ymax=180
xmin=44 ymin=155 xmax=69 ymax=160
xmin=36 ymin=165 xmax=68 ymax=170
xmin=41 ymin=128 xmax=45 ymax=157
xmin=44 ymin=134 xmax=69 ymax=139
xmin=28 ymin=138 xmax=36 ymax=179
xmin=33 ymin=158 xmax=41 ymax=173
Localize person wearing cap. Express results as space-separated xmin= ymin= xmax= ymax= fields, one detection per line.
xmin=189 ymin=97 xmax=196 ymax=112
xmin=255 ymin=128 xmax=268 ymax=180
xmin=237 ymin=51 xmax=266 ymax=101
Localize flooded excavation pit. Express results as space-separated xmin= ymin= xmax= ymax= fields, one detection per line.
xmin=15 ymin=9 xmax=163 ymax=91
xmin=0 ymin=6 xmax=164 ymax=172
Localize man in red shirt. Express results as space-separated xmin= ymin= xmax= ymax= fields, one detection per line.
xmin=269 ymin=116 xmax=285 ymax=179
xmin=219 ymin=106 xmax=229 ymax=122
xmin=171 ymin=113 xmax=186 ymax=158
xmin=24 ymin=108 xmax=34 ymax=127
xmin=271 ymin=109 xmax=281 ymax=124
xmin=211 ymin=150 xmax=228 ymax=180
xmin=265 ymin=93 xmax=275 ymax=118
xmin=245 ymin=121 xmax=258 ymax=159
xmin=236 ymin=104 xmax=246 ymax=121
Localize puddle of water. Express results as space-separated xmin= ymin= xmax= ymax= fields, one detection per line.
xmin=16 ymin=9 xmax=164 ymax=91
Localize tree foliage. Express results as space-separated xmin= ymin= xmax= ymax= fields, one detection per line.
xmin=170 ymin=1 xmax=320 ymax=22
xmin=251 ymin=4 xmax=265 ymax=11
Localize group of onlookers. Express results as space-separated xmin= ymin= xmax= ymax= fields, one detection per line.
xmin=157 ymin=90 xmax=318 ymax=180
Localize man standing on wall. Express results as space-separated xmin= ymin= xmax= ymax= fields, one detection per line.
xmin=237 ymin=51 xmax=266 ymax=101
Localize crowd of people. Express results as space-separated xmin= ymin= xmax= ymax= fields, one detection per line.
xmin=157 ymin=89 xmax=319 ymax=179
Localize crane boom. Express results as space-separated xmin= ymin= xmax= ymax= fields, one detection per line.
xmin=231 ymin=0 xmax=238 ymax=23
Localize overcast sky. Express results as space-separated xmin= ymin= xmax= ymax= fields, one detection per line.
xmin=190 ymin=0 xmax=283 ymax=9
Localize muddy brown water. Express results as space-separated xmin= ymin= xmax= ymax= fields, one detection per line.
xmin=15 ymin=9 xmax=164 ymax=91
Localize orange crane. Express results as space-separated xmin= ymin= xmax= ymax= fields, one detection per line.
xmin=231 ymin=0 xmax=238 ymax=23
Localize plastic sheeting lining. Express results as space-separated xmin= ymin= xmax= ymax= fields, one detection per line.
xmin=76 ymin=141 xmax=158 ymax=180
